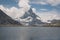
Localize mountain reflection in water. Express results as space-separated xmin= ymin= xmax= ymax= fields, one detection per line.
xmin=0 ymin=27 xmax=60 ymax=40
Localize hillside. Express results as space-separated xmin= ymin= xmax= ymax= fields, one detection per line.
xmin=0 ymin=9 xmax=21 ymax=26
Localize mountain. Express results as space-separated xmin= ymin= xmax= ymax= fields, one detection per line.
xmin=51 ymin=19 xmax=60 ymax=24
xmin=20 ymin=8 xmax=44 ymax=26
xmin=43 ymin=19 xmax=60 ymax=27
xmin=0 ymin=9 xmax=21 ymax=25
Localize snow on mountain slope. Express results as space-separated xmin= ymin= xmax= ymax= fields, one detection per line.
xmin=15 ymin=8 xmax=43 ymax=25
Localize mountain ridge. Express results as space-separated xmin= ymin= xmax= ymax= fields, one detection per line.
xmin=20 ymin=8 xmax=44 ymax=25
xmin=0 ymin=9 xmax=21 ymax=25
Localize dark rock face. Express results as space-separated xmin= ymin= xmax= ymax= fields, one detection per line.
xmin=20 ymin=8 xmax=44 ymax=25
xmin=0 ymin=9 xmax=21 ymax=25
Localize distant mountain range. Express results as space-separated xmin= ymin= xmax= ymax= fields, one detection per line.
xmin=0 ymin=9 xmax=60 ymax=27
xmin=51 ymin=19 xmax=60 ymax=24
xmin=0 ymin=9 xmax=21 ymax=25
xmin=44 ymin=19 xmax=60 ymax=27
xmin=20 ymin=8 xmax=60 ymax=26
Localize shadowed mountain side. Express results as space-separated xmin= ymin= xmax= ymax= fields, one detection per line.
xmin=20 ymin=8 xmax=44 ymax=26
xmin=0 ymin=9 xmax=21 ymax=25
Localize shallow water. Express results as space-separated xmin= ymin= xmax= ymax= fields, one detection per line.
xmin=0 ymin=27 xmax=60 ymax=40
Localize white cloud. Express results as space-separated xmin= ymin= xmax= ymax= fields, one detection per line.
xmin=0 ymin=0 xmax=60 ymax=22
xmin=18 ymin=0 xmax=30 ymax=11
xmin=18 ymin=0 xmax=29 ymax=7
xmin=36 ymin=11 xmax=60 ymax=22
xmin=0 ymin=5 xmax=7 ymax=12
xmin=40 ymin=9 xmax=48 ymax=11
xmin=29 ymin=7 xmax=60 ymax=22
xmin=30 ymin=0 xmax=60 ymax=6
xmin=46 ymin=0 xmax=60 ymax=6
xmin=0 ymin=0 xmax=31 ymax=20
xmin=0 ymin=5 xmax=25 ymax=19
xmin=30 ymin=1 xmax=47 ymax=5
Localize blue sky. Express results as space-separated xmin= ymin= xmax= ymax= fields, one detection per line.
xmin=0 ymin=0 xmax=18 ymax=8
xmin=0 ymin=0 xmax=60 ymax=22
xmin=0 ymin=0 xmax=60 ymax=12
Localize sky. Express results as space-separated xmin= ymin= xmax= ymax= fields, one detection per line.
xmin=0 ymin=0 xmax=60 ymax=22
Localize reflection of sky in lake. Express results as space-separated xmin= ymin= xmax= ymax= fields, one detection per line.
xmin=0 ymin=27 xmax=60 ymax=40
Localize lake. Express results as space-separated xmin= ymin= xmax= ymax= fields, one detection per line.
xmin=0 ymin=27 xmax=60 ymax=40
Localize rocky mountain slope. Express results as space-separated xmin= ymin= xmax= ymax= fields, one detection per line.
xmin=20 ymin=8 xmax=44 ymax=26
xmin=0 ymin=9 xmax=21 ymax=25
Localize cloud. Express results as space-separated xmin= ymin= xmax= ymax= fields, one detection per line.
xmin=0 ymin=0 xmax=60 ymax=22
xmin=28 ymin=7 xmax=60 ymax=22
xmin=0 ymin=5 xmax=7 ymax=12
xmin=46 ymin=0 xmax=60 ymax=6
xmin=0 ymin=5 xmax=24 ymax=19
xmin=30 ymin=1 xmax=47 ymax=5
xmin=30 ymin=0 xmax=60 ymax=6
xmin=36 ymin=10 xmax=60 ymax=22
xmin=18 ymin=0 xmax=30 ymax=11
xmin=40 ymin=9 xmax=48 ymax=11
xmin=18 ymin=0 xmax=29 ymax=7
xmin=0 ymin=0 xmax=31 ymax=19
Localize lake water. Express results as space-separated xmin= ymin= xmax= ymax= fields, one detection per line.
xmin=0 ymin=27 xmax=60 ymax=40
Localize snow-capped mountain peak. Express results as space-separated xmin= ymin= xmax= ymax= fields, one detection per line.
xmin=17 ymin=8 xmax=43 ymax=25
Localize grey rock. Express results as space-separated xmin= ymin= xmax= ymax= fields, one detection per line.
xmin=0 ymin=9 xmax=21 ymax=25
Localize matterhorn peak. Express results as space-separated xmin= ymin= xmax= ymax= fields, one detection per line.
xmin=19 ymin=8 xmax=43 ymax=26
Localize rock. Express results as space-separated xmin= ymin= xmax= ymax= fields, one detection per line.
xmin=0 ymin=9 xmax=21 ymax=25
